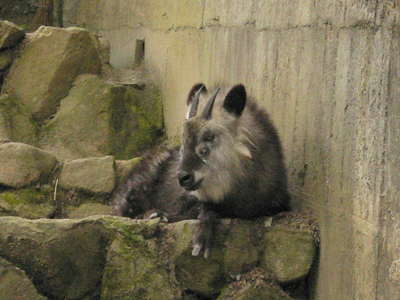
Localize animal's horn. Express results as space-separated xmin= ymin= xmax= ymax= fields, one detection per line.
xmin=201 ymin=87 xmax=220 ymax=119
xmin=188 ymin=85 xmax=204 ymax=119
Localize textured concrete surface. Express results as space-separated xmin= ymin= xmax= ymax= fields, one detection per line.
xmin=62 ymin=1 xmax=400 ymax=299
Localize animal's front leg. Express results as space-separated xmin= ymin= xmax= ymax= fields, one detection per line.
xmin=192 ymin=204 xmax=219 ymax=259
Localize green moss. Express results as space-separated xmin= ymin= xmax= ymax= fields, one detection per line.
xmin=0 ymin=186 xmax=53 ymax=205
xmin=101 ymin=224 xmax=176 ymax=300
xmin=0 ymin=186 xmax=55 ymax=218
xmin=111 ymin=84 xmax=164 ymax=160
xmin=115 ymin=157 xmax=141 ymax=185
xmin=39 ymin=75 xmax=164 ymax=160
xmin=261 ymin=228 xmax=317 ymax=284
xmin=66 ymin=203 xmax=111 ymax=219
xmin=0 ymin=94 xmax=39 ymax=144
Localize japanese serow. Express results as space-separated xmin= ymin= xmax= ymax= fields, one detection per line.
xmin=111 ymin=83 xmax=290 ymax=258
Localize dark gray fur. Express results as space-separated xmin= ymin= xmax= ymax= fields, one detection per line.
xmin=111 ymin=83 xmax=290 ymax=258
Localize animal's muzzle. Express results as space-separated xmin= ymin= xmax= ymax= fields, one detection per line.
xmin=178 ymin=170 xmax=197 ymax=190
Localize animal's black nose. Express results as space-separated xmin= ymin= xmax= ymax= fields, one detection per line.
xmin=178 ymin=170 xmax=195 ymax=188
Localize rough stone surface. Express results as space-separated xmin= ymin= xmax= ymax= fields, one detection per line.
xmin=0 ymin=257 xmax=47 ymax=300
xmin=171 ymin=216 xmax=316 ymax=297
xmin=0 ymin=20 xmax=25 ymax=50
xmin=0 ymin=142 xmax=57 ymax=188
xmin=0 ymin=94 xmax=38 ymax=145
xmin=223 ymin=219 xmax=262 ymax=275
xmin=59 ymin=156 xmax=116 ymax=194
xmin=217 ymin=269 xmax=293 ymax=300
xmin=0 ymin=186 xmax=56 ymax=219
xmin=3 ymin=26 xmax=102 ymax=121
xmin=39 ymin=74 xmax=163 ymax=161
xmin=261 ymin=228 xmax=317 ymax=284
xmin=67 ymin=203 xmax=112 ymax=219
xmin=0 ymin=216 xmax=111 ymax=300
xmin=172 ymin=220 xmax=226 ymax=296
xmin=0 ymin=48 xmax=12 ymax=71
xmin=0 ymin=214 xmax=316 ymax=300
xmin=101 ymin=218 xmax=178 ymax=300
xmin=91 ymin=35 xmax=110 ymax=64
xmin=115 ymin=157 xmax=141 ymax=185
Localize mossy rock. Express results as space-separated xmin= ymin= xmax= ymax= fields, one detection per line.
xmin=171 ymin=220 xmax=228 ymax=297
xmin=3 ymin=26 xmax=101 ymax=121
xmin=0 ymin=94 xmax=38 ymax=145
xmin=0 ymin=257 xmax=47 ymax=300
xmin=112 ymin=83 xmax=163 ymax=159
xmin=217 ymin=269 xmax=293 ymax=300
xmin=0 ymin=20 xmax=25 ymax=50
xmin=115 ymin=157 xmax=141 ymax=185
xmin=0 ymin=49 xmax=12 ymax=71
xmin=0 ymin=214 xmax=317 ymax=299
xmin=0 ymin=142 xmax=58 ymax=188
xmin=223 ymin=219 xmax=262 ymax=275
xmin=261 ymin=227 xmax=317 ymax=284
xmin=67 ymin=202 xmax=112 ymax=219
xmin=0 ymin=186 xmax=55 ymax=219
xmin=59 ymin=156 xmax=116 ymax=194
xmin=0 ymin=216 xmax=113 ymax=300
xmin=100 ymin=216 xmax=179 ymax=300
xmin=101 ymin=237 xmax=178 ymax=300
xmin=39 ymin=75 xmax=163 ymax=161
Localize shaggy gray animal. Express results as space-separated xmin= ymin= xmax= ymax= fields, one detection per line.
xmin=112 ymin=83 xmax=290 ymax=258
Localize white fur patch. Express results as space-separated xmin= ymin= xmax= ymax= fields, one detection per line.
xmin=189 ymin=190 xmax=202 ymax=201
xmin=194 ymin=171 xmax=204 ymax=182
xmin=236 ymin=143 xmax=252 ymax=159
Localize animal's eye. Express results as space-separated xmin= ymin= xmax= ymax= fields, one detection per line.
xmin=203 ymin=133 xmax=215 ymax=142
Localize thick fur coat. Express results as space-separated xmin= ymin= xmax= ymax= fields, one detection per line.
xmin=112 ymin=83 xmax=290 ymax=257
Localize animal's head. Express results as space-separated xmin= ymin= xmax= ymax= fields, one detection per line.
xmin=177 ymin=83 xmax=252 ymax=202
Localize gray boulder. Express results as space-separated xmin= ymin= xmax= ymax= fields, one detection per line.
xmin=0 ymin=257 xmax=47 ymax=300
xmin=90 ymin=35 xmax=110 ymax=64
xmin=0 ymin=216 xmax=176 ymax=300
xmin=67 ymin=203 xmax=112 ymax=219
xmin=0 ymin=213 xmax=318 ymax=299
xmin=261 ymin=227 xmax=317 ymax=284
xmin=0 ymin=216 xmax=111 ymax=300
xmin=217 ymin=269 xmax=293 ymax=300
xmin=115 ymin=157 xmax=141 ymax=185
xmin=172 ymin=219 xmax=260 ymax=296
xmin=3 ymin=26 xmax=102 ymax=121
xmin=170 ymin=216 xmax=317 ymax=297
xmin=0 ymin=94 xmax=38 ymax=145
xmin=101 ymin=217 xmax=179 ymax=300
xmin=0 ymin=143 xmax=57 ymax=188
xmin=39 ymin=75 xmax=163 ymax=161
xmin=59 ymin=156 xmax=116 ymax=194
xmin=0 ymin=185 xmax=56 ymax=219
xmin=0 ymin=20 xmax=25 ymax=50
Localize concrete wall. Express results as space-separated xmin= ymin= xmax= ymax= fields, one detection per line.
xmin=62 ymin=1 xmax=400 ymax=299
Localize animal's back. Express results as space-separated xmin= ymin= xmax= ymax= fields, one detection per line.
xmin=111 ymin=147 xmax=200 ymax=222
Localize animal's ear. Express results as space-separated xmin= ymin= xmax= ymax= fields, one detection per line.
xmin=223 ymin=84 xmax=246 ymax=117
xmin=187 ymin=83 xmax=207 ymax=105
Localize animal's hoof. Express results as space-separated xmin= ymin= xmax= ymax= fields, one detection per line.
xmin=204 ymin=248 xmax=211 ymax=259
xmin=148 ymin=212 xmax=168 ymax=223
xmin=148 ymin=212 xmax=158 ymax=219
xmin=192 ymin=244 xmax=202 ymax=256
